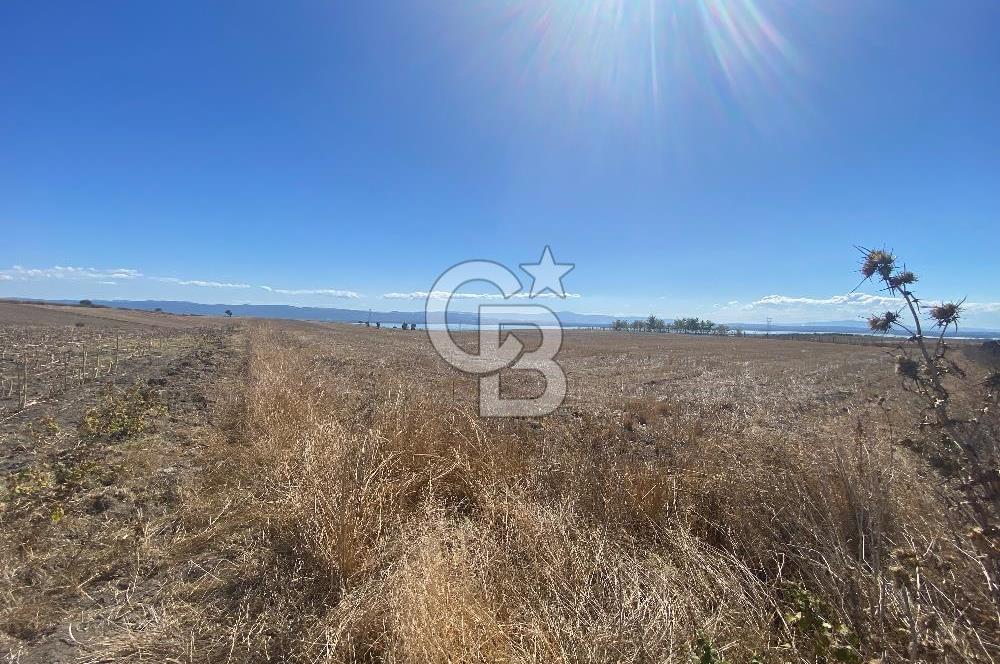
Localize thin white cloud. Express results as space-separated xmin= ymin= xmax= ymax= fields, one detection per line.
xmin=1 ymin=265 xmax=142 ymax=281
xmin=383 ymin=291 xmax=495 ymax=300
xmin=0 ymin=265 xmax=364 ymax=299
xmin=744 ymin=292 xmax=1000 ymax=318
xmin=748 ymin=293 xmax=899 ymax=310
xmin=260 ymin=286 xmax=362 ymax=299
xmin=153 ymin=277 xmax=253 ymax=289
xmin=383 ymin=290 xmax=581 ymax=300
xmin=962 ymin=301 xmax=1000 ymax=314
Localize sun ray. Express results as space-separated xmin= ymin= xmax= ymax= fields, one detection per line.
xmin=453 ymin=0 xmax=806 ymax=135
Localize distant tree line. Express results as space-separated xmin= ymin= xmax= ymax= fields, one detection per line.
xmin=610 ymin=316 xmax=736 ymax=335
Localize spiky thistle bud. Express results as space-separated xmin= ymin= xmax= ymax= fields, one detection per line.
xmin=861 ymin=249 xmax=895 ymax=280
xmin=929 ymin=302 xmax=961 ymax=327
xmin=887 ymin=270 xmax=917 ymax=292
xmin=868 ymin=311 xmax=899 ymax=333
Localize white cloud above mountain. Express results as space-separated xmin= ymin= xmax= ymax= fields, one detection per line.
xmin=153 ymin=277 xmax=253 ymax=289
xmin=261 ymin=286 xmax=362 ymax=299
xmin=382 ymin=290 xmax=581 ymax=300
xmin=1 ymin=265 xmax=142 ymax=280
xmin=1 ymin=265 xmax=363 ymax=300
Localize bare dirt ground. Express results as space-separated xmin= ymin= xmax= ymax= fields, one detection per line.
xmin=0 ymin=306 xmax=238 ymax=662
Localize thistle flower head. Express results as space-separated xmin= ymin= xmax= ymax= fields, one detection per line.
xmin=887 ymin=270 xmax=917 ymax=292
xmin=929 ymin=302 xmax=961 ymax=327
xmin=861 ymin=249 xmax=895 ymax=280
xmin=868 ymin=311 xmax=899 ymax=333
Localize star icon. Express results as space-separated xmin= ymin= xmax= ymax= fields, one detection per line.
xmin=520 ymin=246 xmax=574 ymax=298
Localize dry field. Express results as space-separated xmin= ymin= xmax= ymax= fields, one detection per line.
xmin=1 ymin=306 xmax=998 ymax=662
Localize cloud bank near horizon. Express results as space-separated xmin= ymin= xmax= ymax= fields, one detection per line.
xmin=705 ymin=292 xmax=1000 ymax=326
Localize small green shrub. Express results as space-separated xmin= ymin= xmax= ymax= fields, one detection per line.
xmin=80 ymin=387 xmax=166 ymax=440
xmin=693 ymin=637 xmax=727 ymax=663
xmin=4 ymin=468 xmax=55 ymax=498
xmin=782 ymin=583 xmax=861 ymax=663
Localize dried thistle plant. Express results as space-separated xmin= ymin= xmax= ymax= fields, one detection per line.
xmin=858 ymin=246 xmax=999 ymax=607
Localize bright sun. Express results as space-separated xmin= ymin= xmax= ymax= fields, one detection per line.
xmin=457 ymin=0 xmax=803 ymax=127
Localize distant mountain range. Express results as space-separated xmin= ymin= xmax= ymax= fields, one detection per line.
xmin=13 ymin=298 xmax=618 ymax=327
xmin=7 ymin=298 xmax=999 ymax=339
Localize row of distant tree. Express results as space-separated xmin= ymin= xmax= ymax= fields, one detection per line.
xmin=610 ymin=315 xmax=736 ymax=335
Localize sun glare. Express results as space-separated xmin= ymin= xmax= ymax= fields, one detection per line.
xmin=463 ymin=0 xmax=803 ymax=129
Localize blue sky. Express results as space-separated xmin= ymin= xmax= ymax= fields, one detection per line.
xmin=2 ymin=1 xmax=999 ymax=325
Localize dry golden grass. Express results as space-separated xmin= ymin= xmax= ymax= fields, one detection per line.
xmin=72 ymin=322 xmax=998 ymax=663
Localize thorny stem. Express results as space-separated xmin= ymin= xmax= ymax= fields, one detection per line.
xmin=882 ymin=273 xmax=999 ymax=606
xmin=901 ymin=292 xmax=939 ymax=388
